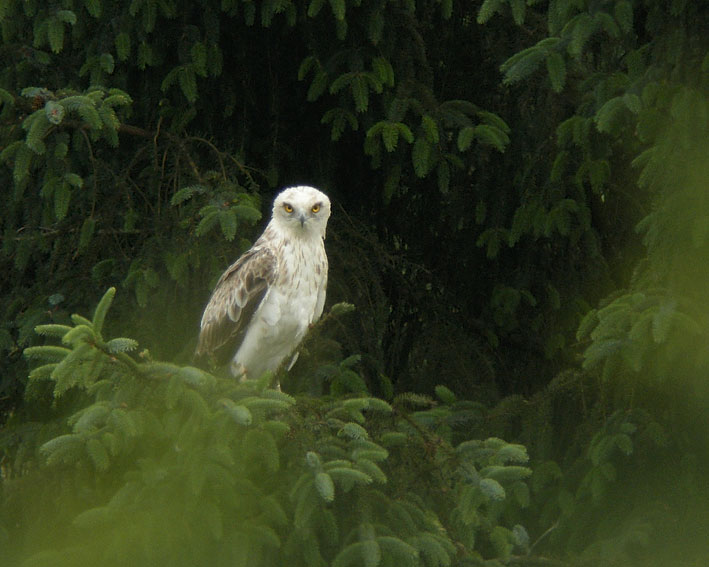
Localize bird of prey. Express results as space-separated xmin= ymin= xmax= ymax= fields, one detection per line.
xmin=196 ymin=186 xmax=331 ymax=383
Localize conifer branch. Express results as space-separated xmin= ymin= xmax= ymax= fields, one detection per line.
xmin=89 ymin=338 xmax=144 ymax=379
xmin=528 ymin=520 xmax=559 ymax=554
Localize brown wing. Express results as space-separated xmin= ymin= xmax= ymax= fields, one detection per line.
xmin=195 ymin=246 xmax=277 ymax=358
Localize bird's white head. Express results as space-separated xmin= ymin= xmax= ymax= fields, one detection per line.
xmin=271 ymin=186 xmax=331 ymax=238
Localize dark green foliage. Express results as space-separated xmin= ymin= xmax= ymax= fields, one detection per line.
xmin=0 ymin=0 xmax=603 ymax=408
xmin=474 ymin=1 xmax=709 ymax=564
xmin=1 ymin=0 xmax=709 ymax=566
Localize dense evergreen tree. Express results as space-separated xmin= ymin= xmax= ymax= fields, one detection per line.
xmin=1 ymin=0 xmax=708 ymax=565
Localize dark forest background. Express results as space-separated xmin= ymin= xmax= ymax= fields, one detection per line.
xmin=1 ymin=0 xmax=708 ymax=565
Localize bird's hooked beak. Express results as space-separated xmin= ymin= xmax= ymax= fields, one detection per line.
xmin=298 ymin=213 xmax=307 ymax=228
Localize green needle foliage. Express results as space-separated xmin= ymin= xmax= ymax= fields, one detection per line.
xmin=2 ymin=288 xmax=533 ymax=566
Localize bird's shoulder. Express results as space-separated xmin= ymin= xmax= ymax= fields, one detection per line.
xmin=215 ymin=242 xmax=278 ymax=291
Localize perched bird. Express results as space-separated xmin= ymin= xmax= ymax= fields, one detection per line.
xmin=196 ymin=186 xmax=331 ymax=383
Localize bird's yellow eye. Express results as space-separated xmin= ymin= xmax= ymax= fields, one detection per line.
xmin=283 ymin=203 xmax=293 ymax=213
xmin=311 ymin=204 xmax=321 ymax=213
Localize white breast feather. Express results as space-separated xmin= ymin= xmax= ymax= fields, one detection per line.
xmin=197 ymin=185 xmax=330 ymax=383
xmin=233 ymin=230 xmax=327 ymax=379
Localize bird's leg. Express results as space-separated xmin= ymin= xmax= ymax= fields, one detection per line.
xmin=230 ymin=361 xmax=248 ymax=381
